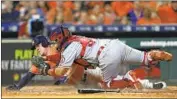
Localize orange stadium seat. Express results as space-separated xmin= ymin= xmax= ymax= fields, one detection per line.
xmin=137 ymin=17 xmax=161 ymax=25
xmin=157 ymin=4 xmax=177 ymax=24
xmin=111 ymin=1 xmax=133 ymax=18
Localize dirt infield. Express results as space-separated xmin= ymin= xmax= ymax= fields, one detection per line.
xmin=2 ymin=85 xmax=177 ymax=98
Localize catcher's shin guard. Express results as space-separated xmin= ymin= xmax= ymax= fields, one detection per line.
xmin=132 ymin=67 xmax=148 ymax=79
xmin=132 ymin=66 xmax=161 ymax=79
xmin=123 ymin=70 xmax=143 ymax=89
xmin=99 ymin=79 xmax=131 ymax=89
xmin=100 ymin=71 xmax=143 ymax=89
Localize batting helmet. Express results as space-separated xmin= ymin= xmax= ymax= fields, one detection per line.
xmin=49 ymin=25 xmax=72 ymax=47
xmin=31 ymin=35 xmax=50 ymax=50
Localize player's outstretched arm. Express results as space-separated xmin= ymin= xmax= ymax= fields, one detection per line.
xmin=53 ymin=67 xmax=72 ymax=84
xmin=6 ymin=72 xmax=36 ymax=91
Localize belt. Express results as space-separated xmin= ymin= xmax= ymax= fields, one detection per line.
xmin=97 ymin=46 xmax=105 ymax=58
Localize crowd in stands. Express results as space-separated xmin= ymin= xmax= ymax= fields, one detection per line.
xmin=1 ymin=1 xmax=177 ymax=39
xmin=2 ymin=1 xmax=177 ymax=25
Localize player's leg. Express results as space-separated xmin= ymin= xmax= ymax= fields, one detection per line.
xmin=132 ymin=65 xmax=161 ymax=79
xmin=131 ymin=67 xmax=149 ymax=79
xmin=117 ymin=69 xmax=166 ymax=89
xmin=148 ymin=65 xmax=161 ymax=78
xmin=85 ymin=65 xmax=137 ymax=89
xmin=115 ymin=40 xmax=170 ymax=89
xmin=84 ymin=65 xmax=163 ymax=89
xmin=101 ymin=40 xmax=145 ymax=89
xmin=97 ymin=39 xmax=171 ymax=89
xmin=87 ymin=68 xmax=166 ymax=89
xmin=98 ymin=40 xmax=133 ymax=89
xmin=117 ymin=39 xmax=172 ymax=66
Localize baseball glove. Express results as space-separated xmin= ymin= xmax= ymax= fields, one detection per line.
xmin=31 ymin=56 xmax=45 ymax=67
xmin=31 ymin=56 xmax=50 ymax=75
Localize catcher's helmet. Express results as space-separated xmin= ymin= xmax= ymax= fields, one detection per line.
xmin=31 ymin=35 xmax=50 ymax=50
xmin=49 ymin=25 xmax=72 ymax=46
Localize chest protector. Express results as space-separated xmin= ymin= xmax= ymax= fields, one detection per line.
xmin=61 ymin=35 xmax=96 ymax=69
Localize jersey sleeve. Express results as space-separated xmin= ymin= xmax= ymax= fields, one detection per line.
xmin=58 ymin=42 xmax=82 ymax=67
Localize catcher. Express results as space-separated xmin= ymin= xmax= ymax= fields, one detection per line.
xmin=48 ymin=25 xmax=172 ymax=89
xmin=6 ymin=35 xmax=165 ymax=91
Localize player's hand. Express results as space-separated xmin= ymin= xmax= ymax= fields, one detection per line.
xmin=55 ymin=76 xmax=68 ymax=84
xmin=31 ymin=56 xmax=51 ymax=75
xmin=6 ymin=84 xmax=20 ymax=91
xmin=31 ymin=56 xmax=45 ymax=68
xmin=39 ymin=64 xmax=50 ymax=76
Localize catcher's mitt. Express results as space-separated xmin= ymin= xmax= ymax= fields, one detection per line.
xmin=31 ymin=56 xmax=45 ymax=67
xmin=31 ymin=56 xmax=50 ymax=75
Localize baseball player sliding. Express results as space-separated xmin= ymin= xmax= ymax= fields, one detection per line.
xmin=5 ymin=35 xmax=103 ymax=90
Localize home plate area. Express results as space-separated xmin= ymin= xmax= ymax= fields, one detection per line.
xmin=2 ymin=85 xmax=177 ymax=98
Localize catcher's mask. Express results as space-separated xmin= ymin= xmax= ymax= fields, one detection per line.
xmin=49 ymin=25 xmax=72 ymax=47
xmin=31 ymin=35 xmax=50 ymax=50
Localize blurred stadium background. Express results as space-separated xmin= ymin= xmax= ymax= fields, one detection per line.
xmin=1 ymin=1 xmax=177 ymax=87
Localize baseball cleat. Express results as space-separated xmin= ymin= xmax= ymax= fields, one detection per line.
xmin=149 ymin=50 xmax=173 ymax=61
xmin=153 ymin=81 xmax=167 ymax=89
